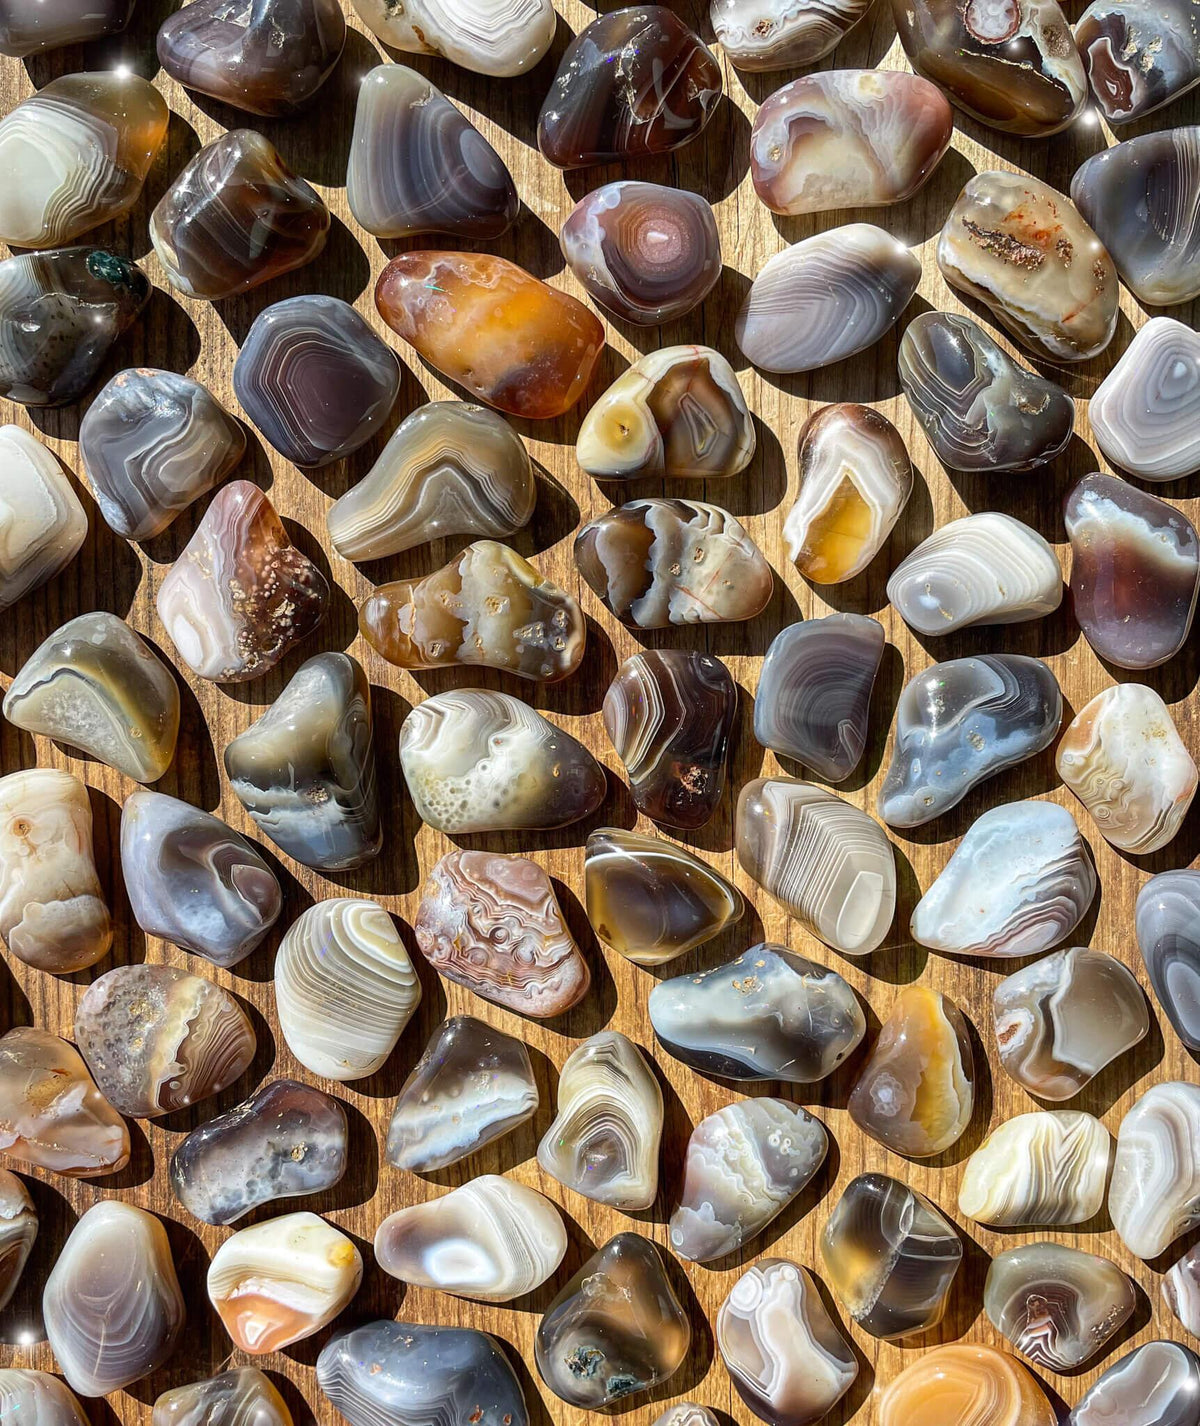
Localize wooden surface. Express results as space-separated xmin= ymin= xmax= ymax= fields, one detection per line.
xmin=1 ymin=2 xmax=1199 ymax=1422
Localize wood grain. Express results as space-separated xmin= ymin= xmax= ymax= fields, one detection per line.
xmin=1 ymin=2 xmax=1198 ymax=1422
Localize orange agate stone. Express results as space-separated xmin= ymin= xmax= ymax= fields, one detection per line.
xmin=375 ymin=251 xmax=605 ymax=419
xmin=878 ymin=1344 xmax=1056 ymax=1426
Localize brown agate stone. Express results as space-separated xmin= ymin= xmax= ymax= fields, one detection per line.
xmin=375 ymin=251 xmax=605 ymax=420
xmin=359 ymin=541 xmax=586 ymax=683
xmin=603 ymin=649 xmax=737 ymax=829
xmin=878 ymin=1344 xmax=1055 ymax=1426
xmin=157 ymin=480 xmax=328 ymax=683
xmin=538 ymin=7 xmax=722 ymax=170
xmin=414 ymin=850 xmax=589 ymax=1018
xmin=849 ymin=984 xmax=975 ymax=1158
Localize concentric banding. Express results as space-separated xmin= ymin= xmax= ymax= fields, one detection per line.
xmin=958 ymin=1111 xmax=1111 ymax=1226
xmin=1110 ymin=1081 xmax=1200 ymax=1258
xmin=1090 ymin=316 xmax=1200 ymax=480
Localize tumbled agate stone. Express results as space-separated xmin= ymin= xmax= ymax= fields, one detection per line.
xmin=360 ymin=541 xmax=585 ymax=683
xmin=755 ymin=614 xmax=883 ymax=781
xmin=400 ymin=689 xmax=606 ymax=833
xmin=889 ymin=511 xmax=1062 ymax=634
xmin=1110 ymin=1081 xmax=1200 ymax=1258
xmin=1068 ymin=1341 xmax=1200 ymax=1426
xmin=751 ymin=70 xmax=951 ymax=216
xmin=736 ymin=225 xmax=921 ymax=374
xmin=234 ymin=296 xmax=399 ymax=468
xmin=912 ymin=799 xmax=1096 ymax=958
xmin=538 ymin=1031 xmax=662 ymax=1212
xmin=1057 ymin=682 xmax=1197 ymax=853
xmin=348 ymin=0 xmax=555 ymax=76
xmin=880 ymin=654 xmax=1062 ymax=828
xmin=1076 ymin=0 xmax=1200 ymax=123
xmin=0 ymin=1171 xmax=36 ymax=1311
xmin=712 ymin=0 xmax=875 ymax=67
xmin=320 ymin=1321 xmax=529 ymax=1426
xmin=959 ymin=1110 xmax=1111 ymax=1226
xmin=171 ymin=1079 xmax=347 ymax=1226
xmin=153 ymin=1368 xmax=292 ymax=1426
xmin=893 ymin=0 xmax=1085 ymax=133
xmin=718 ymin=1258 xmax=857 ymax=1426
xmin=1073 ymin=130 xmax=1200 ymax=306
xmin=225 ymin=652 xmax=380 ymax=871
xmin=80 ymin=368 xmax=245 ymax=540
xmin=0 ymin=248 xmax=149 ymax=407
xmin=386 ymin=1016 xmax=537 ymax=1172
xmin=157 ymin=0 xmax=344 ymax=116
xmin=575 ymin=498 xmax=773 ymax=627
xmin=649 ymin=944 xmax=865 ymax=1082
xmin=561 ymin=182 xmax=721 ymax=325
xmin=1066 ymin=472 xmax=1199 ymax=668
xmin=375 ymin=1176 xmax=566 ymax=1301
xmin=994 ymin=947 xmax=1148 ymax=1100
xmin=900 ymin=311 xmax=1074 ymax=473
xmin=603 ymin=649 xmax=736 ymax=828
xmin=4 ymin=611 xmax=180 ymax=783
xmin=328 ymin=401 xmax=535 ymax=561
xmin=275 ymin=899 xmax=419 ymax=1081
xmin=0 ymin=73 xmax=167 ymax=249
xmin=207 ymin=1211 xmax=361 ymax=1354
xmin=0 ymin=425 xmax=86 ymax=609
xmin=538 ymin=8 xmax=722 ymax=169
xmin=822 ymin=1173 xmax=961 ymax=1340
xmin=849 ymin=984 xmax=974 ymax=1158
xmin=671 ymin=1099 xmax=827 ymax=1263
xmin=985 ymin=1242 xmax=1135 ymax=1371
xmin=0 ymin=768 xmax=111 ymax=974
xmin=1137 ymin=870 xmax=1200 ymax=1051
xmin=415 ymin=850 xmax=589 ymax=1016
xmin=121 ymin=790 xmax=281 ymax=967
xmin=376 ymin=251 xmax=604 ymax=420
xmin=0 ymin=0 xmax=133 ymax=53
xmin=0 ymin=1026 xmax=129 ymax=1177
xmin=1090 ymin=317 xmax=1200 ymax=481
xmin=0 ymin=1372 xmax=87 ymax=1426
xmin=938 ymin=171 xmax=1117 ymax=362
xmin=577 ymin=345 xmax=754 ymax=481
xmin=878 ymin=1345 xmax=1055 ymax=1426
xmin=1165 ymin=1243 xmax=1200 ymax=1336
xmin=157 ymin=481 xmax=329 ymax=683
xmin=151 ymin=131 xmax=329 ymax=301
xmin=348 ymin=65 xmax=516 ymax=240
xmin=655 ymin=1406 xmax=718 ymax=1426
xmin=76 ymin=963 xmax=255 ymax=1117
xmin=736 ymin=778 xmax=896 ymax=955
xmin=44 ymin=1201 xmax=184 ymax=1396
xmin=536 ymin=1234 xmax=690 ymax=1408
xmin=585 ymin=828 xmax=742 ymax=967
xmin=784 ymin=402 xmax=912 ymax=584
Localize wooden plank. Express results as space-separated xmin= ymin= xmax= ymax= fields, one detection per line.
xmin=1 ymin=2 xmax=1197 ymax=1422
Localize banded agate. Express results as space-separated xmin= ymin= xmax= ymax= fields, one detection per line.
xmin=1165 ymin=1244 xmax=1200 ymax=1335
xmin=784 ymin=402 xmax=912 ymax=583
xmin=959 ymin=1111 xmax=1111 ymax=1226
xmin=0 ymin=425 xmax=86 ymax=609
xmin=153 ymin=1369 xmax=292 ymax=1426
xmin=327 ymin=401 xmax=534 ymax=562
xmin=1077 ymin=0 xmax=1200 ymax=123
xmin=0 ymin=73 xmax=168 ymax=248
xmin=4 ymin=611 xmax=179 ymax=783
xmin=1090 ymin=317 xmax=1200 ymax=481
xmin=0 ymin=1172 xmax=35 ymax=1311
xmin=1137 ymin=870 xmax=1200 ymax=1050
xmin=1110 ymin=1081 xmax=1200 ymax=1259
xmin=848 ymin=985 xmax=974 ymax=1158
xmin=1057 ymin=683 xmax=1197 ymax=853
xmin=584 ymin=828 xmax=743 ymax=967
xmin=0 ymin=0 xmax=133 ymax=52
xmin=712 ymin=0 xmax=875 ymax=68
xmin=415 ymin=850 xmax=589 ymax=1017
xmin=349 ymin=0 xmax=555 ymax=76
xmin=0 ymin=1372 xmax=88 ymax=1426
xmin=537 ymin=1031 xmax=662 ymax=1211
xmin=736 ymin=777 xmax=896 ymax=955
xmin=912 ymin=800 xmax=1096 ymax=958
xmin=879 ymin=1346 xmax=1055 ymax=1426
xmin=1068 ymin=1341 xmax=1200 ymax=1426
xmin=671 ymin=1099 xmax=827 ymax=1262
xmin=603 ymin=649 xmax=736 ymax=828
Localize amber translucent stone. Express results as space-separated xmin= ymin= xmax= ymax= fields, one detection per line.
xmin=878 ymin=1344 xmax=1055 ymax=1425
xmin=375 ymin=251 xmax=605 ymax=420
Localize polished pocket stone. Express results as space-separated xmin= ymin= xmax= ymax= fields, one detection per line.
xmin=0 ymin=425 xmax=86 ymax=609
xmin=1089 ymin=317 xmax=1200 ymax=481
xmin=348 ymin=0 xmax=555 ymax=76
xmin=0 ymin=0 xmax=133 ymax=53
xmin=1076 ymin=0 xmax=1200 ymax=123
xmin=1137 ymin=869 xmax=1200 ymax=1051
xmin=712 ymin=0 xmax=876 ymax=68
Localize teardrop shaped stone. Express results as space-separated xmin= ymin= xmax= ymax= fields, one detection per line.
xmin=224 ymin=652 xmax=381 ymax=871
xmin=348 ymin=64 xmax=517 ymax=240
xmin=43 ymin=1200 xmax=184 ymax=1396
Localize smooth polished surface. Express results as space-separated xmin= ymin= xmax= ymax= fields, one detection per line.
xmin=1077 ymin=0 xmax=1200 ymax=122
xmin=1137 ymin=870 xmax=1200 ymax=1051
xmin=959 ymin=1111 xmax=1112 ymax=1226
xmin=1068 ymin=1341 xmax=1200 ymax=1426
xmin=712 ymin=0 xmax=875 ymax=66
xmin=1089 ymin=317 xmax=1200 ymax=481
xmin=348 ymin=0 xmax=554 ymax=75
xmin=152 ymin=1368 xmax=292 ymax=1426
xmin=1110 ymin=1082 xmax=1200 ymax=1259
xmin=878 ymin=1345 xmax=1056 ymax=1426
xmin=0 ymin=425 xmax=86 ymax=610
